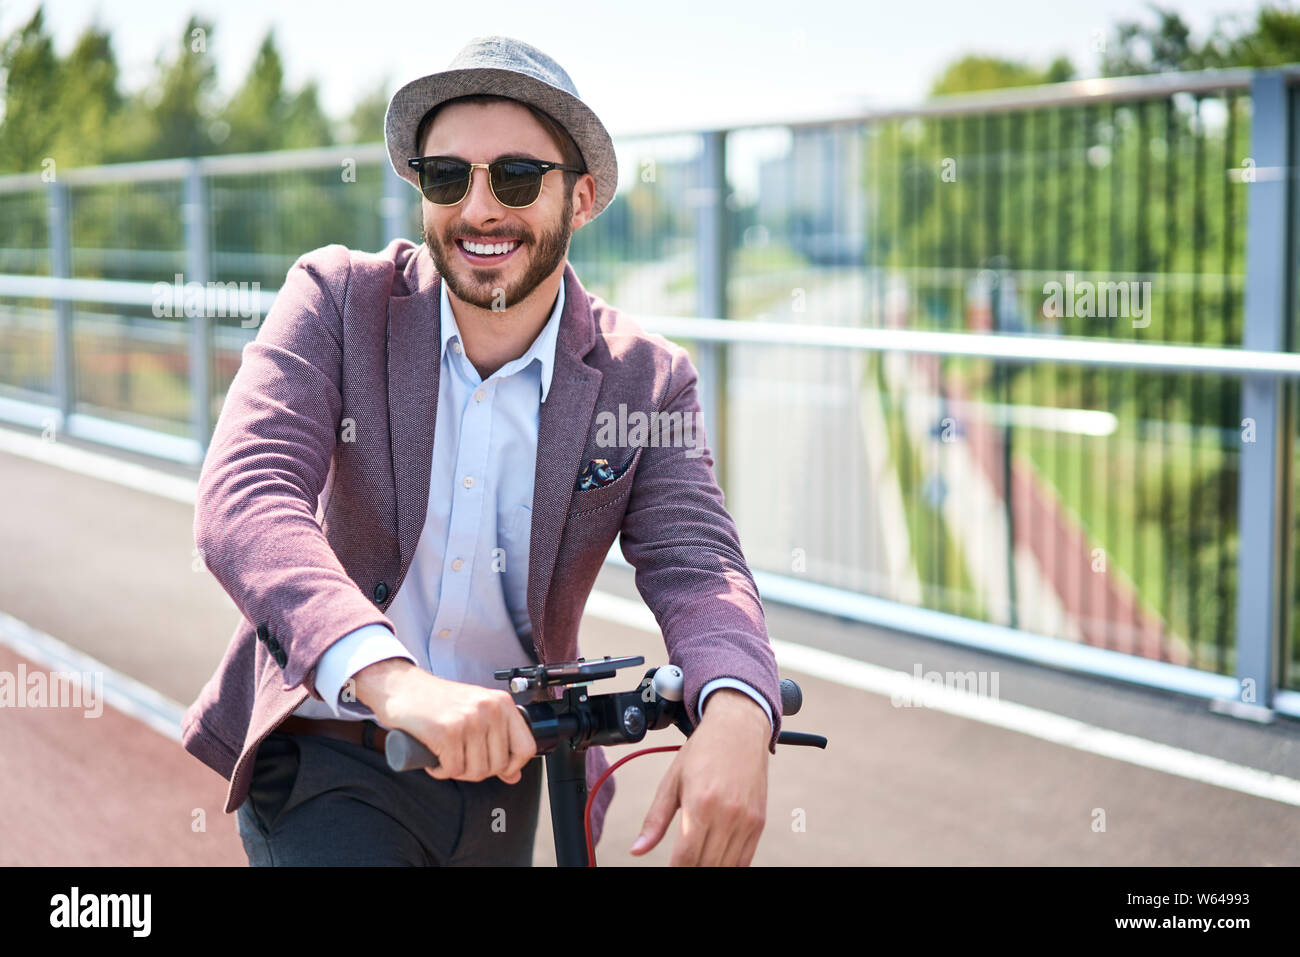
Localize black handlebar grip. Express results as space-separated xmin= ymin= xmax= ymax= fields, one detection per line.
xmin=385 ymin=730 xmax=439 ymax=772
xmin=780 ymin=678 xmax=803 ymax=716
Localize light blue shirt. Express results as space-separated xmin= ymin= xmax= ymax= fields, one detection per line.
xmin=295 ymin=274 xmax=772 ymax=731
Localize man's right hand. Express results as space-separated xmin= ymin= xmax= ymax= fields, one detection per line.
xmin=352 ymin=658 xmax=536 ymax=785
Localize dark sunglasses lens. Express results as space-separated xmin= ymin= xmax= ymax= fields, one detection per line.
xmin=421 ymin=159 xmax=470 ymax=204
xmin=491 ymin=161 xmax=544 ymax=207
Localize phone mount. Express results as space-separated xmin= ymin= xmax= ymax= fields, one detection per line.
xmin=494 ymin=655 xmax=648 ymax=693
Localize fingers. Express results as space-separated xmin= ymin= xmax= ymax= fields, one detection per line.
xmin=669 ymin=804 xmax=706 ymax=866
xmin=425 ymin=734 xmax=462 ymax=781
xmin=502 ymin=706 xmax=536 ymax=782
xmin=462 ymin=716 xmax=490 ymax=781
xmin=631 ymin=765 xmax=681 ymax=856
xmin=695 ymin=811 xmax=732 ymax=866
xmin=714 ymin=810 xmax=763 ymax=866
xmin=736 ymin=826 xmax=762 ymax=867
xmin=422 ymin=693 xmax=533 ymax=784
xmin=672 ymin=784 xmax=767 ymax=866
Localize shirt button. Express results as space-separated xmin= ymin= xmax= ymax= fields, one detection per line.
xmin=451 ymin=558 xmax=463 ymax=571
xmin=439 ymin=628 xmax=451 ymax=638
xmin=463 ymin=476 xmax=474 ymax=488
xmin=474 ymin=389 xmax=486 ymax=402
xmin=452 ymin=341 xmax=462 ymax=354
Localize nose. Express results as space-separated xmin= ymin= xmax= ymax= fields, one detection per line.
xmin=459 ymin=165 xmax=503 ymax=222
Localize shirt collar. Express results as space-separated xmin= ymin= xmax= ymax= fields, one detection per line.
xmin=439 ymin=276 xmax=565 ymax=403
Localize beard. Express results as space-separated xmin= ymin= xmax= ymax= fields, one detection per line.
xmin=423 ymin=191 xmax=573 ymax=311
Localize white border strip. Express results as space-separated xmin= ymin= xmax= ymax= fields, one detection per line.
xmin=0 ymin=425 xmax=198 ymax=504
xmin=583 ymin=590 xmax=1300 ymax=807
xmin=0 ymin=610 xmax=186 ymax=742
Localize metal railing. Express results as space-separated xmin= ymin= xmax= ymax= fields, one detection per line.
xmin=1 ymin=65 xmax=1298 ymax=720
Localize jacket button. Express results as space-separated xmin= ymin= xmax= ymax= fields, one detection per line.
xmin=273 ymin=648 xmax=288 ymax=667
xmin=256 ymin=625 xmax=269 ymax=642
xmin=266 ymin=635 xmax=282 ymax=654
xmin=373 ymin=582 xmax=389 ymax=603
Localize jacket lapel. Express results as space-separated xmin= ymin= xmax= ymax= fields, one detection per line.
xmin=527 ymin=262 xmax=602 ymax=661
xmin=386 ymin=246 xmax=441 ymax=580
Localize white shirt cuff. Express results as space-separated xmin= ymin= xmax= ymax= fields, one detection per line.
xmin=313 ymin=624 xmax=416 ymax=719
xmin=698 ymin=677 xmax=774 ymax=731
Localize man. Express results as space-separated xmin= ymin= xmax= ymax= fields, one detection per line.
xmin=182 ymin=36 xmax=782 ymax=866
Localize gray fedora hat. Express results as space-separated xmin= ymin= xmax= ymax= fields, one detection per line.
xmin=385 ymin=36 xmax=618 ymax=221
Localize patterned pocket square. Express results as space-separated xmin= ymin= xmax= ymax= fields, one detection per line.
xmin=575 ymin=456 xmax=631 ymax=492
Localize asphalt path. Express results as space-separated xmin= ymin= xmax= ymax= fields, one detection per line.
xmin=1 ymin=431 xmax=1297 ymax=865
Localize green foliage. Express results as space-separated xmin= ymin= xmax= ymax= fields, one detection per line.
xmin=217 ymin=31 xmax=334 ymax=154
xmin=1098 ymin=1 xmax=1300 ymax=75
xmin=930 ymin=55 xmax=1075 ymax=96
xmin=342 ymin=77 xmax=391 ymax=145
xmin=0 ymin=6 xmax=63 ymax=172
xmin=0 ymin=6 xmax=361 ymax=176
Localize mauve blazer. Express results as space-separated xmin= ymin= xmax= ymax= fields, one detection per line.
xmin=181 ymin=238 xmax=783 ymax=850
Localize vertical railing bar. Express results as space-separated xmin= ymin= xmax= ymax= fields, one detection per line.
xmin=47 ymin=180 xmax=74 ymax=429
xmin=1165 ymin=95 xmax=1182 ymax=662
xmin=183 ymin=160 xmax=211 ymax=453
xmin=1217 ymin=90 xmax=1238 ymax=675
xmin=694 ymin=129 xmax=728 ymax=492
xmin=1192 ymin=93 xmax=1210 ymax=666
xmin=1232 ymin=70 xmax=1292 ymax=714
xmin=1134 ymin=100 xmax=1151 ymax=655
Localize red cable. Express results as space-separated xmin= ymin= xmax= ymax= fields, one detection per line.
xmin=583 ymin=744 xmax=681 ymax=867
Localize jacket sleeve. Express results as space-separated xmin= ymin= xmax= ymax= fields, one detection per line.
xmin=617 ymin=343 xmax=783 ymax=752
xmin=193 ymin=244 xmax=395 ymax=696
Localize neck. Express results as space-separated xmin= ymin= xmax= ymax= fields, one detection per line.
xmin=447 ymin=263 xmax=564 ymax=381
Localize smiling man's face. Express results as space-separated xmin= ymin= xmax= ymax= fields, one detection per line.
xmin=419 ymin=99 xmax=592 ymax=311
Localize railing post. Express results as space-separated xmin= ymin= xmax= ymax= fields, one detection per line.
xmin=1231 ymin=71 xmax=1294 ymax=716
xmin=695 ymin=129 xmax=729 ymax=490
xmin=183 ymin=160 xmax=212 ymax=452
xmin=381 ymin=164 xmax=409 ymax=244
xmin=47 ymin=180 xmax=73 ymax=428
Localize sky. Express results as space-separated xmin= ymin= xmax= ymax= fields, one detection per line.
xmin=4 ymin=0 xmax=1266 ymax=137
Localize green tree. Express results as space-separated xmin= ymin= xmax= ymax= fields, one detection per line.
xmin=930 ymin=54 xmax=1075 ymax=96
xmin=217 ymin=32 xmax=285 ymax=153
xmin=1200 ymin=2 xmax=1300 ymax=67
xmin=282 ymin=80 xmax=335 ymax=149
xmin=217 ymin=31 xmax=332 ymax=153
xmin=1099 ymin=4 xmax=1199 ymax=75
xmin=108 ymin=16 xmax=220 ymax=161
xmin=49 ymin=21 xmax=124 ymax=169
xmin=342 ymin=76 xmax=390 ymax=144
xmin=0 ymin=5 xmax=62 ymax=173
xmin=1097 ymin=1 xmax=1300 ymax=74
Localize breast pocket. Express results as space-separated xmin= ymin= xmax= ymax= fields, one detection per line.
xmin=570 ymin=447 xmax=641 ymax=515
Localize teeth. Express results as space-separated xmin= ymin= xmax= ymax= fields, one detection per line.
xmin=461 ymin=239 xmax=518 ymax=256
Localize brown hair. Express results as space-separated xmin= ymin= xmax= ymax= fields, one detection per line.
xmin=414 ymin=94 xmax=586 ymax=194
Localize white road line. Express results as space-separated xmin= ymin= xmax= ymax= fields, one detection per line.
xmin=0 ymin=610 xmax=186 ymax=742
xmin=0 ymin=426 xmax=198 ymax=505
xmin=583 ymin=590 xmax=1300 ymax=808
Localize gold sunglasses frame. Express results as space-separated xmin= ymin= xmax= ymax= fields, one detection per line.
xmin=406 ymin=155 xmax=587 ymax=210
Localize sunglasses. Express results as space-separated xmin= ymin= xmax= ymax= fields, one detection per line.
xmin=407 ymin=155 xmax=587 ymax=209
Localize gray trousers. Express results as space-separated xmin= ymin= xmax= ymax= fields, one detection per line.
xmin=236 ymin=730 xmax=544 ymax=866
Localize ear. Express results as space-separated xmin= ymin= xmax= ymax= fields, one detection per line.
xmin=570 ymin=172 xmax=597 ymax=230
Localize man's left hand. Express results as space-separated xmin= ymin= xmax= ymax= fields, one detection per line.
xmin=629 ymin=688 xmax=770 ymax=866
